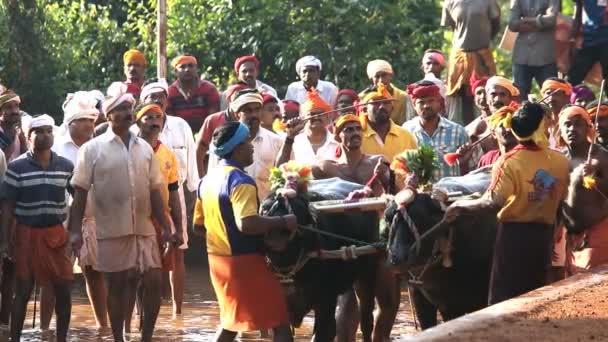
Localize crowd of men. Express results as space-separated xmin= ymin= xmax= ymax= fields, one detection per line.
xmin=0 ymin=0 xmax=606 ymax=341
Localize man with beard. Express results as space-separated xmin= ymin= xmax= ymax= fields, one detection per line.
xmin=277 ymin=89 xmax=338 ymax=165
xmin=70 ymin=93 xmax=173 ymax=342
xmin=1 ymin=115 xmax=74 ymax=342
xmin=219 ymin=55 xmax=277 ymax=110
xmin=0 ymin=90 xmax=27 ymax=162
xmin=208 ymin=89 xmax=282 ymax=201
xmin=359 ymin=84 xmax=417 ymax=162
xmin=167 ymin=54 xmax=220 ymax=132
xmin=285 ymin=56 xmax=339 ymax=106
xmin=403 ymin=81 xmax=481 ymax=181
xmin=541 ymin=78 xmax=573 ymax=146
xmin=445 ymin=102 xmax=569 ymax=305
xmin=466 ymin=75 xmax=499 ymax=154
xmin=139 ymin=79 xmax=198 ymax=317
xmin=313 ymin=115 xmax=396 ymax=342
xmin=360 ymin=60 xmax=410 ymax=125
xmin=588 ymin=101 xmax=608 ymax=150
xmin=107 ymin=49 xmax=147 ymax=99
xmin=485 ymin=76 xmax=520 ymax=113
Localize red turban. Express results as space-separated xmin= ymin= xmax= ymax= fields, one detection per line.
xmin=234 ymin=55 xmax=260 ymax=73
xmin=282 ymin=100 xmax=300 ymax=113
xmin=225 ymin=83 xmax=250 ymax=104
xmin=262 ymin=93 xmax=278 ymax=105
xmin=335 ymin=89 xmax=359 ymax=103
xmin=406 ymin=83 xmax=441 ymax=100
xmin=469 ymin=73 xmax=489 ymax=92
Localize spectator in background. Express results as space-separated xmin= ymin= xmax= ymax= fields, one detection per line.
xmin=285 ymin=56 xmax=339 ymax=106
xmin=334 ymin=89 xmax=359 ymax=117
xmin=442 ymin=0 xmax=500 ymax=124
xmin=359 ymin=59 xmax=410 ymax=125
xmin=107 ymin=49 xmax=147 ymax=99
xmin=568 ymin=0 xmax=608 ymax=88
xmin=167 ymin=54 xmax=220 ymax=133
xmin=571 ymin=84 xmax=596 ymax=107
xmin=219 ymin=55 xmax=278 ymax=110
xmin=260 ymin=93 xmax=281 ymax=133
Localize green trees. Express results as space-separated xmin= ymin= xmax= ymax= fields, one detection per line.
xmin=0 ymin=0 xmax=445 ymax=117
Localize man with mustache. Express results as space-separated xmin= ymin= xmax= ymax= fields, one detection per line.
xmin=0 ymin=115 xmax=74 ymax=342
xmin=588 ymin=101 xmax=608 ymax=150
xmin=107 ymin=49 xmax=147 ymax=99
xmin=285 ymin=55 xmax=339 ymax=106
xmin=403 ymin=81 xmax=481 ymax=181
xmin=219 ymin=55 xmax=277 ymax=110
xmin=0 ymin=90 xmax=27 ymax=162
xmin=276 ymin=89 xmax=339 ymax=165
xmin=70 ymin=92 xmax=174 ymax=342
xmin=359 ymin=83 xmax=417 ymax=162
xmin=207 ymin=89 xmax=283 ymax=200
xmin=541 ymin=78 xmax=573 ymax=147
xmin=466 ymin=75 xmax=499 ymax=154
xmin=360 ymin=60 xmax=411 ymax=125
xmin=167 ymin=54 xmax=220 ymax=133
xmin=139 ymin=79 xmax=198 ymax=317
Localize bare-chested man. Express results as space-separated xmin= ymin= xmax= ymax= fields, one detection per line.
xmin=313 ymin=114 xmax=398 ymax=342
xmin=466 ymin=75 xmax=499 ymax=153
xmin=588 ymin=101 xmax=608 ymax=150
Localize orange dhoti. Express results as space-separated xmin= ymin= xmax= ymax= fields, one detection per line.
xmin=570 ymin=218 xmax=608 ymax=273
xmin=446 ymin=48 xmax=497 ymax=96
xmin=15 ymin=224 xmax=74 ymax=286
xmin=208 ymin=253 xmax=289 ymax=332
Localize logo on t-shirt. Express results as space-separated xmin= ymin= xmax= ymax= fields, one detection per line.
xmin=528 ymin=169 xmax=556 ymax=202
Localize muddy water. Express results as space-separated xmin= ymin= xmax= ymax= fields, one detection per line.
xmin=6 ymin=265 xmax=417 ymax=341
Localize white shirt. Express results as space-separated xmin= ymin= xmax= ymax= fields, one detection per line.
xmin=284 ymin=80 xmax=339 ymax=106
xmin=292 ymin=131 xmax=339 ymax=165
xmin=208 ymin=127 xmax=282 ymax=200
xmin=72 ymin=130 xmax=164 ymax=239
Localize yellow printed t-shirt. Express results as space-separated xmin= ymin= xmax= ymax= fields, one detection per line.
xmin=488 ymin=145 xmax=569 ymax=225
xmin=154 ymin=142 xmax=180 ymax=211
xmin=194 ymin=159 xmax=261 ymax=256
xmin=361 ymin=120 xmax=417 ymax=161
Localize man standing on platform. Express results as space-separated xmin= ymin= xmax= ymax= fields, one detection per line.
xmin=107 ymin=49 xmax=147 ymax=99
xmin=285 ymin=56 xmax=339 ymax=106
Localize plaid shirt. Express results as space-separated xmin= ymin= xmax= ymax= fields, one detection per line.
xmin=403 ymin=116 xmax=482 ymax=182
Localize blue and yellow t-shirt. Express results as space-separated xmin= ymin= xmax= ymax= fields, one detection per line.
xmin=193 ymin=159 xmax=262 ymax=256
xmin=488 ymin=145 xmax=569 ymax=225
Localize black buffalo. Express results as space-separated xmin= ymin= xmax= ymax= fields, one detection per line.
xmin=384 ymin=193 xmax=497 ymax=329
xmin=261 ymin=191 xmax=380 ymax=342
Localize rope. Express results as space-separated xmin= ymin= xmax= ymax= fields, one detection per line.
xmin=297 ymin=224 xmax=385 ymax=249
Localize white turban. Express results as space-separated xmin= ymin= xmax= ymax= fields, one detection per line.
xmin=62 ymin=91 xmax=99 ymax=125
xmin=366 ymin=59 xmax=393 ymax=79
xmin=102 ymin=93 xmax=135 ymax=115
xmin=27 ymin=114 xmax=55 ymax=133
xmin=295 ymin=56 xmax=322 ymax=74
xmin=423 ymin=73 xmax=447 ymax=101
xmin=140 ymin=79 xmax=169 ymax=102
xmin=229 ymin=92 xmax=263 ymax=113
xmin=107 ymin=82 xmax=128 ymax=97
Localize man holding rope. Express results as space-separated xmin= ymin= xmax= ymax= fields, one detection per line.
xmin=193 ymin=121 xmax=297 ymax=342
xmin=445 ymin=102 xmax=569 ymax=304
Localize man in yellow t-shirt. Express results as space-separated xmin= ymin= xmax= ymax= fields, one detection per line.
xmin=359 ymin=83 xmax=417 ymax=162
xmin=445 ymin=102 xmax=569 ymax=305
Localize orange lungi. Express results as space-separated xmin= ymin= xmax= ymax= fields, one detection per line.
xmin=15 ymin=224 xmax=74 ymax=286
xmin=446 ymin=48 xmax=496 ymax=96
xmin=208 ymin=253 xmax=289 ymax=332
xmin=570 ymin=217 xmax=608 ymax=273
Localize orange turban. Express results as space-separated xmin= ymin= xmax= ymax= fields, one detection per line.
xmin=334 ymin=114 xmax=362 ymax=137
xmin=557 ymin=106 xmax=594 ymax=148
xmin=300 ymin=88 xmax=332 ymax=114
xmin=488 ymin=106 xmax=517 ymax=129
xmin=541 ymin=79 xmax=573 ymax=96
xmin=123 ymin=49 xmax=146 ymax=66
xmin=588 ymin=104 xmax=608 ymax=120
xmin=171 ymin=55 xmax=198 ymax=68
xmin=135 ymin=104 xmax=164 ymax=122
xmin=361 ymin=83 xmax=394 ymax=103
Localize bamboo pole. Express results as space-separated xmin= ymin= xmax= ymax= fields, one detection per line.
xmin=157 ymin=0 xmax=167 ymax=79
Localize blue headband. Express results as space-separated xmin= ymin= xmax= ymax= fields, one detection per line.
xmin=212 ymin=123 xmax=250 ymax=157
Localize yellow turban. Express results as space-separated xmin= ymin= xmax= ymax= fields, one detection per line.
xmin=300 ymin=88 xmax=332 ymax=114
xmin=171 ymin=55 xmax=198 ymax=68
xmin=123 ymin=49 xmax=146 ymax=66
xmin=541 ymin=79 xmax=573 ymax=96
xmin=488 ymin=106 xmax=517 ymax=130
xmin=366 ymin=59 xmax=393 ymax=79
xmin=334 ymin=114 xmax=362 ymax=138
xmin=485 ymin=76 xmax=520 ymax=97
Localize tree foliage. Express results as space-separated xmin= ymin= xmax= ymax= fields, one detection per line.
xmin=1 ymin=0 xmax=446 ymax=118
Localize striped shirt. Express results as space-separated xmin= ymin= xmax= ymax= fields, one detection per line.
xmin=403 ymin=116 xmax=482 ymax=182
xmin=1 ymin=151 xmax=73 ymax=227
